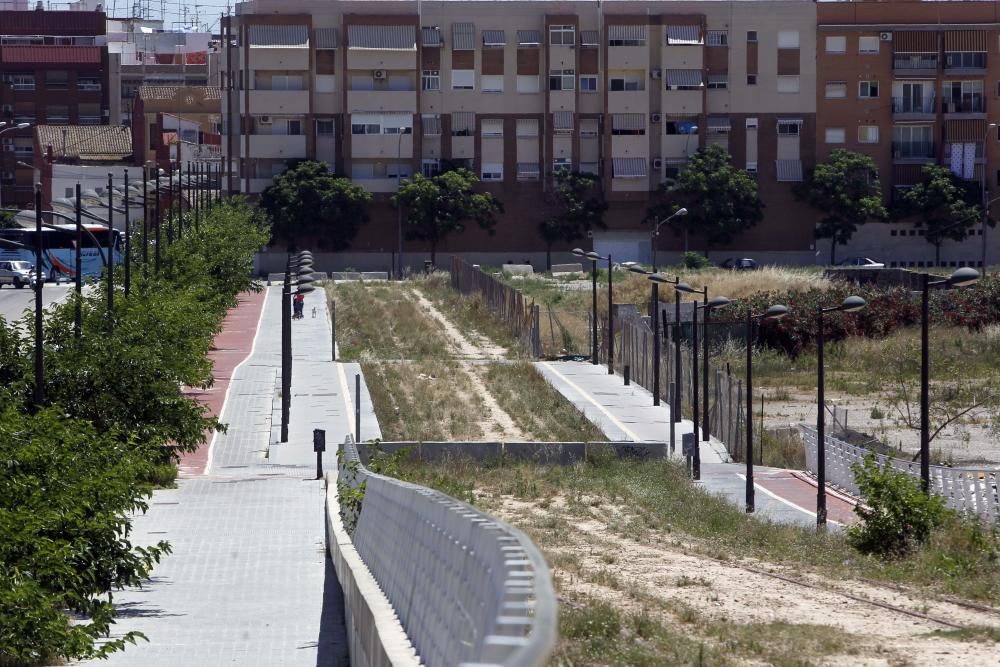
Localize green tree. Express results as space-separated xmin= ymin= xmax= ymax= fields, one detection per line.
xmin=393 ymin=168 xmax=502 ymax=264
xmin=260 ymin=160 xmax=372 ymax=251
xmin=0 ymin=210 xmax=17 ymax=229
xmin=645 ymin=145 xmax=762 ymax=255
xmin=796 ymin=149 xmax=888 ymax=265
xmin=538 ymin=170 xmax=607 ymax=270
xmin=898 ymin=164 xmax=983 ymax=266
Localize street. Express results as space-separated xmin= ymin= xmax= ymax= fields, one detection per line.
xmin=0 ymin=284 xmax=73 ymax=321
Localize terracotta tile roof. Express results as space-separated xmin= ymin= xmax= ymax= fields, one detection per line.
xmin=35 ymin=125 xmax=133 ymax=162
xmin=137 ymin=85 xmax=223 ymax=113
xmin=0 ymin=45 xmax=102 ymax=64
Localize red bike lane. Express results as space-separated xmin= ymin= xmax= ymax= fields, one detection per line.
xmin=178 ymin=289 xmax=267 ymax=477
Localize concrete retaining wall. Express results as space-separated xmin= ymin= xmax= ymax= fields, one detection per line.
xmin=338 ymin=435 xmax=558 ymax=667
xmin=358 ymin=440 xmax=668 ymax=466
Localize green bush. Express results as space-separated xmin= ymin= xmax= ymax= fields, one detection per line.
xmin=847 ymin=454 xmax=952 ymax=557
xmin=680 ymin=251 xmax=711 ymax=270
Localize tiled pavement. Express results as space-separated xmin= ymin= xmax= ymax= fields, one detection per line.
xmin=84 ymin=287 xmax=356 ymax=665
xmin=535 ymin=360 xmax=857 ymax=529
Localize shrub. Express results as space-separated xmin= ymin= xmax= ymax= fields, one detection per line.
xmin=680 ymin=251 xmax=711 ymax=270
xmin=847 ymin=454 xmax=952 ymax=557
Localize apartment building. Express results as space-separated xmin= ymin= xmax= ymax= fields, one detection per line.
xmin=223 ymin=0 xmax=819 ymax=264
xmin=133 ymin=85 xmax=223 ymax=169
xmin=0 ymin=8 xmax=110 ymax=209
xmin=816 ymin=0 xmax=1000 ymax=268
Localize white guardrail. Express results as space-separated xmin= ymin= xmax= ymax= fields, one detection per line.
xmin=801 ymin=427 xmax=999 ymax=523
xmin=337 ymin=435 xmax=558 ymax=667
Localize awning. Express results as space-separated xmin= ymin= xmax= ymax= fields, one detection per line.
xmin=894 ymin=31 xmax=936 ymax=53
xmin=517 ymin=30 xmax=541 ymax=47
xmin=421 ymin=114 xmax=441 ymax=135
xmin=775 ymin=159 xmax=803 ymax=182
xmin=452 ymin=111 xmax=475 ymax=133
xmin=612 ymin=113 xmax=645 ymax=131
xmin=452 ymin=23 xmax=475 ymax=50
xmin=553 ymin=111 xmax=574 ymax=130
xmin=481 ymin=119 xmax=504 ymax=136
xmin=482 ymin=30 xmax=506 ymax=47
xmin=580 ymin=30 xmax=599 ymax=47
xmin=944 ymin=30 xmax=987 ymax=52
xmin=666 ymin=25 xmax=702 ymax=45
xmin=380 ymin=112 xmax=413 ymax=129
xmin=613 ymin=157 xmax=647 ymax=178
xmin=517 ymin=163 xmax=540 ymax=178
xmin=608 ymin=25 xmax=646 ymax=43
xmin=777 ymin=118 xmax=803 ymax=128
xmin=347 ymin=25 xmax=416 ymax=50
xmin=248 ymin=25 xmax=308 ymax=48
xmin=421 ymin=27 xmax=442 ymax=47
xmin=315 ymin=28 xmax=338 ymax=49
xmin=945 ymin=119 xmax=986 ymax=143
xmin=666 ymin=70 xmax=703 ymax=87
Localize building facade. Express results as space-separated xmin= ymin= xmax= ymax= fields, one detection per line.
xmin=223 ymin=0 xmax=820 ymax=265
xmin=0 ymin=8 xmax=110 ymax=209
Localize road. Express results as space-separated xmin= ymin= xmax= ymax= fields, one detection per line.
xmin=0 ymin=284 xmax=73 ymax=321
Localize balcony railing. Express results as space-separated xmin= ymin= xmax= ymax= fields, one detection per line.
xmin=892 ymin=141 xmax=935 ymax=160
xmin=79 ymin=115 xmax=102 ymax=125
xmin=46 ymin=115 xmax=70 ymax=125
xmin=13 ymin=147 xmax=33 ymax=156
xmin=10 ymin=81 xmax=35 ymax=91
xmin=892 ymin=96 xmax=935 ymax=114
xmin=942 ymin=97 xmax=985 ymax=114
xmin=893 ymin=55 xmax=938 ymax=70
xmin=77 ymin=81 xmax=102 ymax=91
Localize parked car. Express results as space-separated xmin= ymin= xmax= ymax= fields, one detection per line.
xmin=839 ymin=257 xmax=885 ymax=268
xmin=0 ymin=260 xmax=36 ymax=289
xmin=720 ymin=257 xmax=759 ymax=271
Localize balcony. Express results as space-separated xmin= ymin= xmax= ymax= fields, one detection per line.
xmin=79 ymin=115 xmax=102 ymax=125
xmin=942 ymin=97 xmax=985 ymax=116
xmin=892 ymin=141 xmax=935 ymax=161
xmin=346 ymin=90 xmax=417 ymax=114
xmin=354 ymin=177 xmax=403 ymax=193
xmin=46 ymin=115 xmax=69 ymax=125
xmin=893 ymin=54 xmax=937 ymax=75
xmin=247 ymin=134 xmax=307 ymax=159
xmin=245 ymin=90 xmax=310 ymax=115
xmin=892 ymin=96 xmax=935 ymax=119
xmin=608 ymin=90 xmax=648 ymax=114
xmin=77 ymin=80 xmax=102 ymax=92
xmin=351 ymin=134 xmax=413 ymax=160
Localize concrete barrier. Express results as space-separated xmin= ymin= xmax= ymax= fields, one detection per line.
xmin=551 ymin=263 xmax=584 ymax=275
xmin=501 ymin=264 xmax=534 ymax=276
xmin=266 ymin=272 xmax=286 ymax=285
xmin=330 ymin=271 xmax=389 ymax=281
xmin=339 ymin=435 xmax=557 ymax=667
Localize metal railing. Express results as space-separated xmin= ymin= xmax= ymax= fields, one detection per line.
xmin=893 ymin=55 xmax=938 ymax=70
xmin=802 ymin=427 xmax=998 ymax=523
xmin=450 ymin=257 xmax=542 ymax=357
xmin=338 ymin=434 xmax=557 ymax=666
xmin=891 ymin=96 xmax=935 ymax=114
xmin=942 ymin=97 xmax=985 ymax=114
xmin=892 ymin=141 xmax=935 ymax=160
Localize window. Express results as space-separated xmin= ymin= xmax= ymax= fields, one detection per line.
xmin=580 ymin=75 xmax=598 ymax=92
xmin=517 ymin=163 xmax=540 ymax=180
xmin=942 ymin=80 xmax=984 ymax=113
xmin=608 ymin=26 xmax=646 ymax=47
xmin=45 ymin=71 xmax=68 ymax=90
xmin=611 ymin=114 xmax=645 ymax=135
xmin=316 ymin=74 xmax=335 ymax=93
xmin=706 ymin=31 xmax=728 ymax=47
xmin=4 ymin=73 xmax=34 ymax=90
xmin=422 ymin=70 xmax=440 ymax=91
xmin=481 ymin=75 xmax=504 ymax=93
xmin=777 ymin=120 xmax=801 ymax=136
xmin=268 ymin=75 xmax=305 ymax=91
xmin=825 ymin=36 xmax=846 ymax=54
xmin=747 ymin=31 xmax=758 ymax=43
xmin=892 ymin=126 xmax=932 ymax=158
xmin=945 ymin=52 xmax=986 ymax=69
xmin=549 ymin=69 xmax=575 ymax=91
xmin=777 ymin=30 xmax=799 ymax=49
xmin=422 ymin=114 xmax=442 ymax=136
xmin=451 ymin=70 xmax=474 ymax=90
xmin=858 ymin=36 xmax=879 ymax=54
xmin=550 ymin=25 xmax=575 ymax=46
xmin=580 ymin=119 xmax=599 ymax=137
xmin=665 ymin=118 xmax=698 ymax=135
xmin=825 ymin=128 xmax=846 ymax=144
xmin=579 ymin=162 xmax=599 ymax=176
xmin=858 ymin=125 xmax=879 ymax=143
xmin=553 ymin=158 xmax=572 ymax=173
xmin=825 ymin=82 xmax=847 ymax=99
xmin=316 ymin=119 xmax=335 ymax=135
xmin=517 ymin=119 xmax=539 ymax=137
xmin=609 ymin=73 xmax=643 ymax=91
xmin=516 ymin=75 xmax=540 ymax=93
xmin=481 ymin=119 xmax=504 ymax=138
xmin=747 ymin=74 xmax=757 ymax=86
xmin=422 ymin=159 xmax=440 ymax=177
xmin=385 ymin=163 xmax=410 ymax=179
xmin=351 ymin=113 xmax=413 ymax=136
xmin=777 ymin=76 xmax=800 ymax=93
xmin=481 ymin=163 xmax=503 ymax=181
xmin=707 ymin=75 xmax=728 ymax=90
xmin=664 ymin=160 xmax=686 ymax=180
xmin=452 ymin=111 xmax=475 ymax=136
xmin=858 ymin=80 xmax=879 ymax=98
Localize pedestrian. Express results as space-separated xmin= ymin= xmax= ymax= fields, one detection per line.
xmin=293 ymin=293 xmax=305 ymax=319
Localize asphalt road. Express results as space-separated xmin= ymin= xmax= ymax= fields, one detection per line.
xmin=0 ymin=284 xmax=73 ymax=322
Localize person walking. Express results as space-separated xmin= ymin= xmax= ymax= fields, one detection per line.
xmin=293 ymin=292 xmax=305 ymax=319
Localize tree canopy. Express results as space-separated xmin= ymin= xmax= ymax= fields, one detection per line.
xmin=393 ymin=168 xmax=502 ymax=264
xmin=897 ymin=164 xmax=983 ymax=266
xmin=260 ymin=160 xmax=372 ymax=251
xmin=538 ymin=170 xmax=607 ymax=269
xmin=645 ymin=145 xmax=762 ymax=254
xmin=796 ymin=149 xmax=888 ymax=265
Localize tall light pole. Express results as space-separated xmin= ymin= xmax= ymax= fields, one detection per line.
xmin=625 ymin=263 xmax=680 ymax=405
xmin=396 ymin=126 xmax=405 ymax=279
xmin=573 ymin=247 xmax=601 ymax=365
xmin=745 ymin=304 xmax=789 ymax=513
xmin=981 ymin=123 xmax=997 ymax=271
xmin=919 ymin=267 xmax=979 ymax=492
xmin=583 ymin=250 xmax=614 ymax=373
xmin=816 ymin=295 xmax=866 ymax=526
xmin=33 ymin=187 xmax=43 ymax=407
xmin=650 ymin=207 xmax=687 ymax=272
xmin=281 ymin=250 xmax=315 ymax=442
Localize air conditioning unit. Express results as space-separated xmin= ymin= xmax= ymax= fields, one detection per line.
xmin=650 ymin=69 xmax=662 ymax=80
xmin=880 ymin=31 xmax=893 ymax=42
xmin=651 ymin=158 xmax=663 ymax=170
xmin=650 ymin=113 xmax=662 ymax=123
xmin=373 ymin=69 xmax=387 ymax=80
xmin=259 ymin=116 xmax=272 ymax=124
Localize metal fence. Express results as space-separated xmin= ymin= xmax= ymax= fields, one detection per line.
xmin=339 ymin=434 xmax=558 ymax=666
xmin=801 ymin=427 xmax=999 ymax=523
xmin=450 ymin=257 xmax=542 ymax=357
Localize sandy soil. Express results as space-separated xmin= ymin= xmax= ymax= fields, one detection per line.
xmin=490 ymin=495 xmax=1000 ymax=666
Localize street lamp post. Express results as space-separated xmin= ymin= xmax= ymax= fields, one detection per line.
xmin=816 ymin=295 xmax=866 ymax=525
xmin=155 ymin=166 xmax=162 ymax=275
xmin=745 ymin=303 xmax=790 ymax=513
xmin=572 ymin=248 xmax=601 ymax=365
xmin=106 ymin=173 xmax=114 ymax=331
xmin=33 ymin=187 xmax=43 ymax=406
xmin=584 ymin=250 xmax=615 ymax=374
xmin=281 ymin=250 xmax=315 ymax=442
xmin=123 ymin=170 xmax=131 ymax=297
xmin=919 ymin=267 xmax=980 ymax=491
xmin=981 ymin=123 xmax=997 ymax=271
xmin=625 ymin=263 xmax=680 ymax=405
xmin=650 ymin=207 xmax=687 ymax=274
xmin=75 ymin=183 xmax=83 ymax=338
xmin=396 ymin=127 xmax=405 ymax=279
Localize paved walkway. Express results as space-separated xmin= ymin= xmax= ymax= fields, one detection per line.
xmin=536 ymin=360 xmax=857 ymax=529
xmin=85 ymin=286 xmax=366 ymax=665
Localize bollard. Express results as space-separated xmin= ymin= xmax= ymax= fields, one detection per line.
xmin=314 ymin=429 xmax=326 ymax=479
xmin=355 ymin=374 xmax=361 ymax=443
xmin=624 ymin=365 xmax=630 ymax=386
xmin=682 ymin=432 xmax=695 ymax=478
xmin=331 ymin=300 xmax=337 ymax=362
xmin=668 ymin=382 xmax=676 ymax=456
